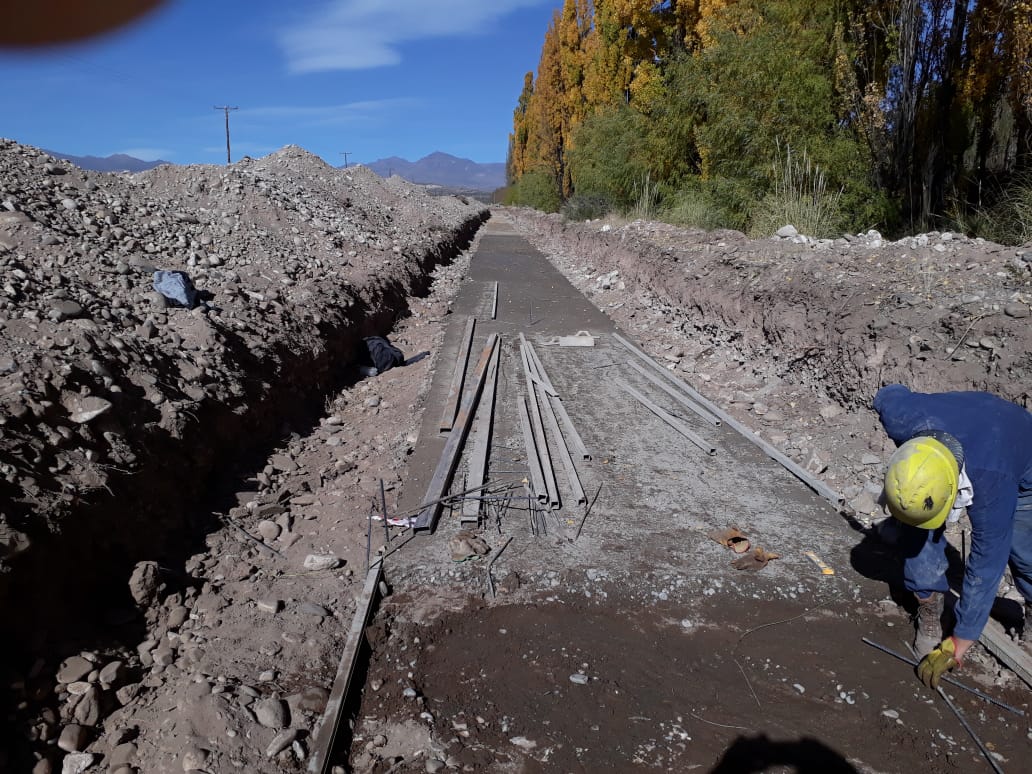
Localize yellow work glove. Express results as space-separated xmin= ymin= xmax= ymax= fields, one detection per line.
xmin=917 ymin=636 xmax=961 ymax=689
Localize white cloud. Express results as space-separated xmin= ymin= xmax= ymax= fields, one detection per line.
xmin=278 ymin=0 xmax=547 ymax=73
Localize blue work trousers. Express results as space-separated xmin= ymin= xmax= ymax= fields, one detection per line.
xmin=902 ymin=490 xmax=1032 ymax=603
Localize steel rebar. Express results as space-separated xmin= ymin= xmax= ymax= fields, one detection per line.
xmin=380 ymin=480 xmax=390 ymax=547
xmin=938 ymin=687 xmax=1005 ymax=774
xmin=487 ymin=536 xmax=514 ymax=598
xmin=861 ymin=638 xmax=1024 ymax=716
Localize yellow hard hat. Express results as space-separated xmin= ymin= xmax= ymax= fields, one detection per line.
xmin=884 ymin=435 xmax=960 ymax=530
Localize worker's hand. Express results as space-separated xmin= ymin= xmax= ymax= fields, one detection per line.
xmin=917 ymin=636 xmax=962 ymax=689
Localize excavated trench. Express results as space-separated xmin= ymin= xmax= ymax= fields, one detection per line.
xmin=0 ymin=214 xmax=485 ymax=771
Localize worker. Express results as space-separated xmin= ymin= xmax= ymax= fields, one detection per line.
xmin=874 ymin=384 xmax=1032 ymax=689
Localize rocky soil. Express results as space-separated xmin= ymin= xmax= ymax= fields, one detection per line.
xmin=3 ymin=134 xmax=1032 ymax=774
xmin=0 ymin=139 xmax=487 ymax=774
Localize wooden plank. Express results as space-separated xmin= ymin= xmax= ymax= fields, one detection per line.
xmin=521 ymin=343 xmax=559 ymax=507
xmin=626 ymin=359 xmax=720 ymax=427
xmin=539 ymin=381 xmax=586 ymax=505
xmin=616 ymin=378 xmax=717 ymax=455
xmin=981 ymin=618 xmax=1032 ymax=689
xmin=517 ymin=395 xmax=547 ymax=502
xmin=307 ymin=564 xmax=383 ymax=774
xmin=414 ymin=333 xmax=499 ymax=531
xmin=612 ymin=332 xmax=843 ymax=506
xmin=461 ymin=346 xmax=500 ymax=523
xmin=439 ymin=317 xmax=476 ymax=432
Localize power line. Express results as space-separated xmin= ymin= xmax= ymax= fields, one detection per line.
xmin=340 ymin=151 xmax=351 ymax=168
xmin=213 ymin=106 xmax=238 ymax=164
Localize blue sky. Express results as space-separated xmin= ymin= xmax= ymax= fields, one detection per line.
xmin=0 ymin=0 xmax=560 ymax=166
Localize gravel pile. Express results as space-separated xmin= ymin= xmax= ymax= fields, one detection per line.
xmin=0 ymin=139 xmax=485 ymax=562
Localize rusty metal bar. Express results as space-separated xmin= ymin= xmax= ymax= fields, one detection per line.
xmin=307 ymin=563 xmax=383 ymax=774
xmin=539 ymin=380 xmax=586 ymax=505
xmin=461 ymin=345 xmax=500 ymax=523
xmin=613 ymin=332 xmax=842 ymax=506
xmin=440 ymin=316 xmax=476 ymax=432
xmin=517 ymin=393 xmax=547 ymax=504
xmin=625 ymin=359 xmax=720 ymax=427
xmin=414 ymin=333 xmax=499 ymax=531
xmin=521 ymin=343 xmax=559 ymax=507
xmin=616 ymin=378 xmax=717 ymax=455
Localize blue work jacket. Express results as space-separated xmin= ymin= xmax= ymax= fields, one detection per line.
xmin=873 ymin=384 xmax=1032 ymax=640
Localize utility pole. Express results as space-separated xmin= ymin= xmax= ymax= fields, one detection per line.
xmin=213 ymin=106 xmax=238 ymax=164
xmin=340 ymin=151 xmax=351 ymax=169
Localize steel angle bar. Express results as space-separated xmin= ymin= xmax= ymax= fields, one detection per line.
xmin=548 ymin=393 xmax=590 ymax=460
xmin=461 ymin=345 xmax=500 ymax=523
xmin=491 ymin=281 xmax=499 ymax=320
xmin=626 ymin=359 xmax=720 ymax=427
xmin=540 ymin=381 xmax=586 ymax=505
xmin=519 ymin=336 xmax=557 ymax=397
xmin=440 ymin=317 xmax=476 ymax=432
xmin=413 ymin=333 xmax=498 ymax=532
xmin=520 ymin=344 xmax=560 ymax=507
xmin=521 ymin=334 xmax=559 ymax=397
xmin=517 ymin=395 xmax=547 ymax=503
xmin=613 ymin=332 xmax=842 ymax=506
xmin=616 ymin=378 xmax=717 ymax=455
xmin=307 ymin=563 xmax=383 ymax=774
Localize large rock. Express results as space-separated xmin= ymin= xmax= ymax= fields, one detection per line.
xmin=128 ymin=561 xmax=161 ymax=606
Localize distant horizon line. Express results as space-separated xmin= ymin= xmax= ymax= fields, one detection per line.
xmin=37 ymin=145 xmax=505 ymax=167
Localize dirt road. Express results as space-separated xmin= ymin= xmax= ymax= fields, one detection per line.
xmin=341 ymin=217 xmax=1031 ymax=773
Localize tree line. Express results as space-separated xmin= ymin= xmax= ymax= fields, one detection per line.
xmin=504 ymin=0 xmax=1032 ymax=242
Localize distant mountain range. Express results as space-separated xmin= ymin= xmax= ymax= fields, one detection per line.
xmin=39 ymin=148 xmax=506 ymax=192
xmin=362 ymin=152 xmax=505 ymax=192
xmin=42 ymin=149 xmax=170 ymax=173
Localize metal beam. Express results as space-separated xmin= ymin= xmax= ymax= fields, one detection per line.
xmin=613 ymin=332 xmax=843 ymax=506
xmin=616 ymin=378 xmax=717 ymax=455
xmin=539 ymin=380 xmax=586 ymax=505
xmin=440 ymin=317 xmax=476 ymax=432
xmin=414 ymin=333 xmax=499 ymax=531
xmin=491 ymin=281 xmax=498 ymax=320
xmin=520 ymin=343 xmax=559 ymax=507
xmin=306 ymin=563 xmax=383 ymax=774
xmin=521 ymin=334 xmax=559 ymax=396
xmin=517 ymin=394 xmax=547 ymax=502
xmin=548 ymin=393 xmax=590 ymax=460
xmin=461 ymin=345 xmax=500 ymax=523
xmin=626 ymin=359 xmax=720 ymax=427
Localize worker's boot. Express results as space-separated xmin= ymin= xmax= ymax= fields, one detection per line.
xmin=913 ymin=593 xmax=944 ymax=658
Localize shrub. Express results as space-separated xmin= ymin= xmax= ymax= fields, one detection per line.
xmin=631 ymin=172 xmax=660 ymax=220
xmin=561 ymin=193 xmax=613 ymax=221
xmin=660 ymin=178 xmax=751 ymax=233
xmin=568 ymin=105 xmax=650 ymax=210
xmin=748 ymin=144 xmax=844 ymax=238
xmin=974 ymin=173 xmax=1032 ymax=246
xmin=503 ymin=169 xmax=561 ymax=213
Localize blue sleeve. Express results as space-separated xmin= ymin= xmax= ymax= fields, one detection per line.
xmin=953 ymin=475 xmax=1017 ymax=641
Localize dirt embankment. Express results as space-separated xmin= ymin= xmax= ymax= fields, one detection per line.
xmin=504 ymin=209 xmax=1032 ymax=520
xmin=0 ymin=140 xmax=486 ymax=771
